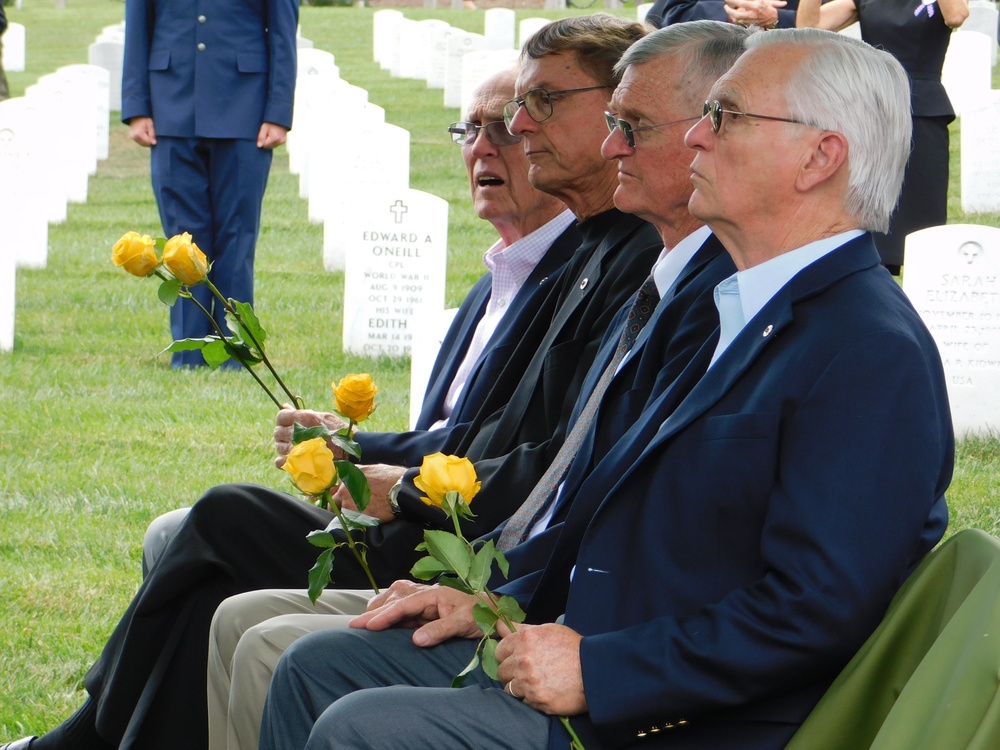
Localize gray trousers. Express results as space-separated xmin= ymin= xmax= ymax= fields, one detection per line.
xmin=259 ymin=627 xmax=551 ymax=750
xmin=207 ymin=588 xmax=376 ymax=750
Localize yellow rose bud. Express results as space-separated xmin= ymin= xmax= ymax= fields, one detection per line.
xmin=414 ymin=452 xmax=481 ymax=509
xmin=332 ymin=373 xmax=378 ymax=423
xmin=162 ymin=232 xmax=209 ymax=285
xmin=112 ymin=231 xmax=159 ymax=277
xmin=282 ymin=437 xmax=338 ymax=496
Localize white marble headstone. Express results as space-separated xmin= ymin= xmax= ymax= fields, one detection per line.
xmin=637 ymin=3 xmax=655 ymax=23
xmin=0 ymin=98 xmax=50 ymax=269
xmin=0 ymin=97 xmax=66 ymax=224
xmin=902 ymin=223 xmax=1000 ymax=438
xmin=485 ymin=8 xmax=516 ymax=51
xmin=342 ymin=189 xmax=448 ymax=357
xmin=444 ymin=32 xmax=487 ymax=109
xmin=428 ymin=26 xmax=458 ymax=90
xmin=373 ymin=9 xmax=405 ymax=69
xmin=58 ymin=64 xmax=111 ymax=161
xmin=519 ymin=18 xmax=551 ymax=49
xmin=942 ymin=30 xmax=992 ymax=117
xmin=399 ymin=19 xmax=450 ymax=82
xmin=965 ymin=0 xmax=999 ymax=66
xmin=88 ymin=40 xmax=124 ymax=113
xmin=2 ymin=22 xmax=25 ymax=73
xmin=408 ymin=307 xmax=459 ymax=428
xmin=0 ymin=242 xmax=14 ymax=352
xmin=960 ymin=90 xmax=1000 ymax=214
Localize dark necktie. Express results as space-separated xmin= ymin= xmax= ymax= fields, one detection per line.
xmin=497 ymin=275 xmax=660 ymax=551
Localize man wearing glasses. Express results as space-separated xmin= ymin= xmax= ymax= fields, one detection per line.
xmin=259 ymin=27 xmax=953 ymax=750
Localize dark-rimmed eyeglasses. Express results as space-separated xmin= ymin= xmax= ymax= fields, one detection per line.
xmin=702 ymin=99 xmax=811 ymax=135
xmin=502 ymin=86 xmax=611 ymax=131
xmin=448 ymin=121 xmax=523 ymax=147
xmin=604 ymin=111 xmax=700 ymax=148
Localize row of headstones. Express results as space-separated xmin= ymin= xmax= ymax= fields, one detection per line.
xmin=0 ymin=63 xmax=112 ymax=352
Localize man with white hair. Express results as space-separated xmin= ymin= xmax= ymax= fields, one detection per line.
xmin=259 ymin=27 xmax=953 ymax=750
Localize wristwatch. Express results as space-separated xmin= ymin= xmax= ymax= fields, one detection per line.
xmin=387 ymin=477 xmax=404 ymax=518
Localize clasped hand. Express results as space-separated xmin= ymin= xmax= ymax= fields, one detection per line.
xmin=724 ymin=0 xmax=786 ymax=27
xmin=350 ymin=582 xmax=588 ymax=715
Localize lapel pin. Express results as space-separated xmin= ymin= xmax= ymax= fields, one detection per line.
xmin=762 ymin=324 xmax=773 ymax=338
xmin=579 ymin=278 xmax=589 ymax=290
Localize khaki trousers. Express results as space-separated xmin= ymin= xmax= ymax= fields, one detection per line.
xmin=207 ymin=588 xmax=377 ymax=750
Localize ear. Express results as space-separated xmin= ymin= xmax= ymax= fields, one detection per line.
xmin=796 ymin=130 xmax=849 ymax=193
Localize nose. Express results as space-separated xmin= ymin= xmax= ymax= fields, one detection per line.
xmin=684 ymin=113 xmax=713 ymax=151
xmin=507 ymin=104 xmax=535 ymax=137
xmin=469 ymin=129 xmax=498 ymax=158
xmin=601 ymin=125 xmax=631 ymax=161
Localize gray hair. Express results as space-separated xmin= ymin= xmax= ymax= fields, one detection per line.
xmin=747 ymin=28 xmax=912 ymax=233
xmin=613 ymin=20 xmax=750 ymax=111
xmin=521 ymin=14 xmax=650 ymax=89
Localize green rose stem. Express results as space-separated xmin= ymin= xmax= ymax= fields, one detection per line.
xmin=318 ymin=487 xmax=381 ymax=595
xmin=177 ymin=286 xmax=285 ymax=409
xmin=439 ymin=491 xmax=586 ymax=750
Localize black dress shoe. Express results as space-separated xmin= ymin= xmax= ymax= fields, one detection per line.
xmin=1 ymin=737 xmax=37 ymax=750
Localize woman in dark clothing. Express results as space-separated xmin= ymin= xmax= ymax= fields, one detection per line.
xmin=798 ymin=0 xmax=970 ymax=275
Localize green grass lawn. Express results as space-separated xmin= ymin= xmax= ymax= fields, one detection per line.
xmin=1 ymin=1 xmax=999 ymax=739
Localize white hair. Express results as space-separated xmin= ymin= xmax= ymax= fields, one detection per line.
xmin=746 ymin=28 xmax=912 ymax=233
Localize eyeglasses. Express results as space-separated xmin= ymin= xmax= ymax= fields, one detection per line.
xmin=448 ymin=121 xmax=522 ymax=148
xmin=604 ymin=111 xmax=700 ymax=148
xmin=702 ymin=99 xmax=811 ymax=135
xmin=502 ymin=85 xmax=610 ymax=131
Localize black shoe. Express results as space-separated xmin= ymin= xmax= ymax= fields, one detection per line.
xmin=1 ymin=738 xmax=37 ymax=750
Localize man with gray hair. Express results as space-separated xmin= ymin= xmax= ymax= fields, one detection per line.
xmin=258 ymin=27 xmax=953 ymax=750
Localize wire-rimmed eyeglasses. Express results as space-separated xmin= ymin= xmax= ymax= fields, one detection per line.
xmin=702 ymin=99 xmax=812 ymax=135
xmin=448 ymin=121 xmax=523 ymax=147
xmin=502 ymin=85 xmax=611 ymax=131
xmin=604 ymin=111 xmax=700 ymax=148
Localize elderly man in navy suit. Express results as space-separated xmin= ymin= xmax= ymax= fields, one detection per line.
xmin=257 ymin=27 xmax=954 ymax=750
xmin=121 ymin=0 xmax=298 ymax=368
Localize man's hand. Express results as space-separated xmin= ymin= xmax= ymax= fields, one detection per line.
xmin=331 ymin=463 xmax=405 ymax=521
xmin=257 ymin=122 xmax=288 ymax=149
xmin=350 ymin=584 xmax=482 ymax=645
xmin=129 ymin=116 xmax=157 ymax=147
xmin=496 ymin=623 xmax=587 ymax=716
xmin=274 ymin=407 xmax=348 ymax=468
xmin=724 ymin=0 xmax=786 ymax=27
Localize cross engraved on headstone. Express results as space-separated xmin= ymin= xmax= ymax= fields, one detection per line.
xmin=390 ymin=200 xmax=409 ymax=223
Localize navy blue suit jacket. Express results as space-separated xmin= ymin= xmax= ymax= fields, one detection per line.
xmin=356 ymin=223 xmax=582 ymax=468
xmin=121 ymin=0 xmax=298 ymax=137
xmin=503 ymin=235 xmax=952 ymax=749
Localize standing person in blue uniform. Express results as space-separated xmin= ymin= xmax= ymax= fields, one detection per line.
xmin=797 ymin=0 xmax=969 ymax=275
xmin=121 ymin=0 xmax=298 ymax=368
xmin=646 ymin=0 xmax=800 ymax=29
xmin=257 ymin=28 xmax=954 ymax=750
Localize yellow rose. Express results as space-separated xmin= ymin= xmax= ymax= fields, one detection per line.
xmin=332 ymin=373 xmax=378 ymax=423
xmin=162 ymin=232 xmax=209 ymax=285
xmin=112 ymin=231 xmax=158 ymax=277
xmin=282 ymin=437 xmax=337 ymax=496
xmin=414 ymin=452 xmax=481 ymax=509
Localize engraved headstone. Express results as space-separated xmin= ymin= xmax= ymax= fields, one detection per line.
xmin=408 ymin=308 xmax=459 ymax=428
xmin=444 ymin=32 xmax=487 ymax=109
xmin=2 ymin=22 xmax=25 ymax=73
xmin=58 ymin=64 xmax=111 ymax=161
xmin=942 ymin=30 xmax=992 ymax=117
xmin=902 ymin=223 xmax=1000 ymax=438
xmin=0 ymin=97 xmax=66 ymax=224
xmin=389 ymin=19 xmax=418 ymax=78
xmin=342 ymin=189 xmax=448 ymax=357
xmin=960 ymin=90 xmax=1000 ymax=214
xmin=428 ymin=25 xmax=457 ymax=90
xmin=0 ymin=98 xmax=50 ymax=269
xmin=0 ymin=244 xmax=14 ymax=352
xmin=88 ymin=40 xmax=124 ymax=112
xmin=373 ymin=9 xmax=405 ymax=69
xmin=485 ymin=8 xmax=516 ymax=51
xmin=965 ymin=0 xmax=999 ymax=66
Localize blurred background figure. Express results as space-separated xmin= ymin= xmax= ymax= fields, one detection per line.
xmin=797 ymin=0 xmax=970 ymax=276
xmin=646 ymin=0 xmax=801 ymax=29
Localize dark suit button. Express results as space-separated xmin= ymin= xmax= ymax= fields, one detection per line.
xmin=198 ymin=14 xmax=207 ymax=23
xmin=197 ymin=42 xmax=206 ymax=51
